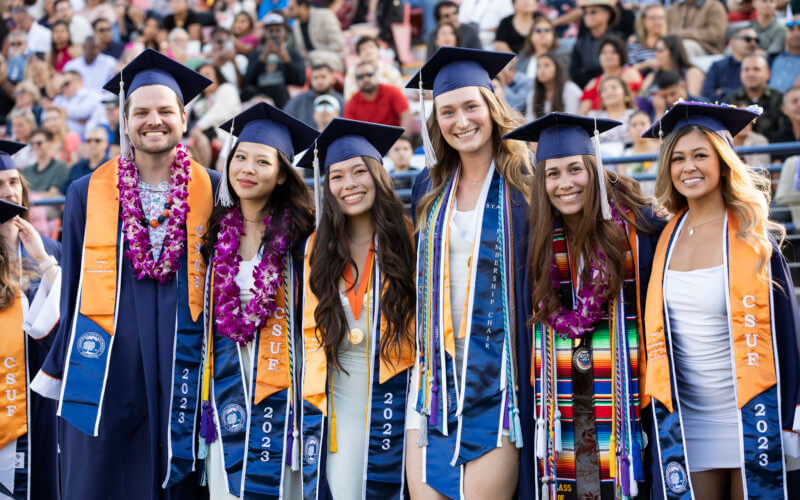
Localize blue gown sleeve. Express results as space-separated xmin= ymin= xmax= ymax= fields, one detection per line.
xmin=410 ymin=167 xmax=432 ymax=228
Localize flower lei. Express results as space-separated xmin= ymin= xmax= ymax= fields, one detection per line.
xmin=212 ymin=206 xmax=290 ymax=345
xmin=117 ymin=143 xmax=191 ymax=283
xmin=547 ymin=202 xmax=627 ymax=340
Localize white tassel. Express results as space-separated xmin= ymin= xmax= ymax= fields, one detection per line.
xmin=554 ymin=410 xmax=562 ymax=453
xmin=628 ymin=458 xmax=638 ymax=496
xmin=418 ymin=80 xmax=437 ymax=168
xmin=512 ymin=408 xmax=523 ymax=449
xmin=535 ymin=417 xmax=545 ymax=459
xmin=312 ymin=143 xmax=321 ymax=228
xmin=216 ymin=119 xmax=235 ymax=208
xmin=291 ymin=429 xmax=300 ymax=471
xmin=417 ymin=412 xmax=428 ymax=447
xmin=592 ymin=121 xmax=612 ymax=220
xmin=197 ymin=436 xmax=208 ymax=460
xmin=118 ymin=79 xmax=130 ymax=160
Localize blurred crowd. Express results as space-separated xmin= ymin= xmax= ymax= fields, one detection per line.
xmin=1 ymin=0 xmax=800 ymax=235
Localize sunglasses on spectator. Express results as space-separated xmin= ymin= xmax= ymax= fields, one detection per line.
xmin=95 ymin=26 xmax=111 ymax=33
xmin=86 ymin=138 xmax=105 ymax=143
xmin=737 ymin=35 xmax=759 ymax=44
xmin=356 ymin=72 xmax=375 ymax=80
xmin=533 ymin=28 xmax=552 ymax=34
xmin=584 ymin=8 xmax=603 ymax=15
xmin=9 ymin=42 xmax=23 ymax=47
xmin=787 ymin=20 xmax=800 ymax=29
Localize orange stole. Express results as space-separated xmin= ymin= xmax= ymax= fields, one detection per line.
xmin=253 ymin=279 xmax=292 ymax=406
xmin=0 ymin=295 xmax=26 ymax=450
xmin=301 ymin=233 xmax=415 ymax=415
xmin=643 ymin=209 xmax=775 ymax=412
xmin=80 ymin=157 xmax=212 ymax=335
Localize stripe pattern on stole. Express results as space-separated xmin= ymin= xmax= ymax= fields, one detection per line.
xmin=644 ymin=210 xmax=786 ymax=499
xmin=58 ymin=159 xmax=211 ymax=488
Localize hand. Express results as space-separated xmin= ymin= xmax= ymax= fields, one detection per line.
xmin=14 ymin=216 xmax=48 ymax=264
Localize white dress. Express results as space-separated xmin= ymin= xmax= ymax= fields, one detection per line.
xmin=207 ymin=251 xmax=301 ymax=499
xmin=326 ymin=289 xmax=372 ymax=499
xmin=665 ymin=264 xmax=743 ymax=472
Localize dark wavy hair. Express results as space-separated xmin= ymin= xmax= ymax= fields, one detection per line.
xmin=201 ymin=141 xmax=315 ymax=262
xmin=528 ymin=155 xmax=654 ymax=325
xmin=309 ymin=156 xmax=415 ymax=371
xmin=531 ymin=51 xmax=567 ymax=119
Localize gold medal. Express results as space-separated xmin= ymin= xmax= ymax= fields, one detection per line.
xmin=348 ymin=328 xmax=364 ymax=344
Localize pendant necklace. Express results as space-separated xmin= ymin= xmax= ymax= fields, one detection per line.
xmin=687 ymin=214 xmax=724 ymax=236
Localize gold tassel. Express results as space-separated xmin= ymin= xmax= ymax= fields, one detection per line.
xmin=329 ymin=374 xmax=338 ymax=453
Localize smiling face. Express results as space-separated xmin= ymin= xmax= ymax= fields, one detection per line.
xmin=669 ymin=129 xmax=722 ymax=204
xmin=598 ymin=42 xmax=621 ymax=72
xmin=327 ymin=156 xmax=376 ymax=218
xmin=434 ymin=86 xmax=494 ymax=156
xmin=228 ymin=141 xmax=285 ymax=205
xmin=126 ymin=85 xmax=186 ymax=156
xmin=435 ymin=24 xmax=458 ymax=47
xmin=544 ymin=154 xmax=591 ymax=219
xmin=599 ymin=78 xmax=625 ymax=108
xmin=530 ymin=19 xmax=554 ymax=51
xmin=0 ymin=169 xmax=23 ymax=206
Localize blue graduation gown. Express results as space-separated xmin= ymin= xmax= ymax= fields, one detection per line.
xmin=410 ymin=168 xmax=536 ymax=499
xmin=35 ymin=169 xmax=220 ymax=500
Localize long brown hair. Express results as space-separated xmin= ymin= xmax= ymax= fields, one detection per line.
xmin=0 ymin=236 xmax=19 ymax=310
xmin=309 ymin=156 xmax=416 ymax=371
xmin=532 ymin=52 xmax=567 ymax=119
xmin=654 ymin=125 xmax=784 ymax=272
xmin=529 ymin=155 xmax=653 ymax=324
xmin=201 ymin=141 xmax=315 ymax=261
xmin=416 ymin=86 xmax=531 ymax=227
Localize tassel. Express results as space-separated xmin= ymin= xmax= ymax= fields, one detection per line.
xmin=291 ymin=429 xmax=300 ymax=471
xmin=418 ymin=79 xmax=437 ymax=168
xmin=198 ymin=437 xmax=208 ymax=460
xmin=535 ymin=417 xmax=545 ymax=459
xmin=118 ymin=78 xmax=130 ymax=160
xmin=619 ymin=455 xmax=631 ymax=497
xmin=200 ymin=465 xmax=207 ymax=486
xmin=609 ymin=434 xmax=617 ymax=478
xmin=632 ymin=439 xmax=644 ymax=481
xmin=216 ymin=118 xmax=235 ymax=207
xmin=554 ymin=410 xmax=562 ymax=453
xmin=592 ymin=119 xmax=612 ymax=220
xmin=329 ymin=407 xmax=338 ymax=453
xmin=199 ymin=401 xmax=217 ymax=444
xmin=312 ymin=142 xmax=321 ymax=228
xmin=417 ymin=413 xmax=428 ymax=447
xmin=628 ymin=455 xmax=639 ymax=497
xmin=430 ymin=384 xmax=439 ymax=427
xmin=512 ymin=407 xmax=523 ymax=449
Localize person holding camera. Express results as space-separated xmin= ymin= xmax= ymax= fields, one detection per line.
xmin=242 ymin=12 xmax=305 ymax=108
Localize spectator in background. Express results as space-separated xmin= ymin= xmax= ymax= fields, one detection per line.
xmin=54 ymin=0 xmax=93 ymax=44
xmin=284 ymin=63 xmax=344 ymax=127
xmin=494 ymin=0 xmax=541 ymax=54
xmin=428 ymin=22 xmax=461 ymax=58
xmin=242 ymin=13 xmax=305 ymax=107
xmin=231 ymin=12 xmax=259 ymax=56
xmin=621 ymin=110 xmax=659 ymax=185
xmin=61 ymin=125 xmax=108 ymax=194
xmin=11 ymin=7 xmax=52 ymax=55
xmin=578 ymin=35 xmax=642 ymax=114
xmin=81 ymin=0 xmax=116 ymax=25
xmin=6 ymin=31 xmax=29 ymax=83
xmin=52 ymin=70 xmax=106 ymax=136
xmin=186 ymin=63 xmax=241 ymax=167
xmin=570 ymin=0 xmax=621 ymax=88
xmin=93 ymin=18 xmax=125 ymax=59
xmin=312 ymin=94 xmax=340 ymax=131
xmin=639 ymin=34 xmax=706 ymax=99
xmin=665 ymin=0 xmax=728 ymax=57
xmin=102 ymin=95 xmax=120 ymax=156
xmin=164 ymin=0 xmax=202 ymax=41
xmin=9 ymin=110 xmax=36 ymax=168
xmin=213 ymin=0 xmax=258 ymax=32
xmin=425 ymin=1 xmax=482 ymax=58
xmin=9 ymin=81 xmax=43 ymax=127
xmin=587 ymin=76 xmax=637 ymax=155
xmin=724 ymin=53 xmax=785 ymax=137
xmin=651 ymin=70 xmax=705 ymax=117
xmin=774 ymin=151 xmax=800 ymax=227
xmin=627 ymin=3 xmax=667 ymax=75
xmin=343 ymin=36 xmax=403 ymax=101
xmin=494 ymin=55 xmax=532 ymax=112
xmin=0 ymin=56 xmax=14 ymax=126
xmin=517 ymin=16 xmax=559 ymax=81
xmin=343 ymin=61 xmax=412 ymax=130
xmin=137 ymin=14 xmax=166 ymax=51
xmin=729 ymin=99 xmax=771 ymax=165
xmin=525 ymin=51 xmax=582 ymax=119
xmin=204 ymin=27 xmax=248 ymax=87
xmin=23 ymin=55 xmax=52 ymax=101
xmin=63 ymin=36 xmax=117 ymax=91
xmin=50 ymin=20 xmax=81 ymax=73
xmin=288 ymin=0 xmax=346 ymax=73
xmin=21 ymin=128 xmax=69 ymax=197
xmin=386 ymin=135 xmax=419 ymax=191
xmin=702 ymin=26 xmax=760 ymax=102
xmin=166 ymin=28 xmax=198 ymax=66
xmin=752 ymin=0 xmax=785 ymax=55
xmin=772 ymin=86 xmax=800 ymax=159
xmin=769 ymin=15 xmax=800 ymax=92
xmin=42 ymin=107 xmax=81 ymax=165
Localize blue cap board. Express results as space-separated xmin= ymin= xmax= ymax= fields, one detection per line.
xmin=642 ymin=101 xmax=761 ymax=145
xmin=503 ymin=113 xmax=621 ymax=162
xmin=102 ymin=48 xmax=211 ymax=104
xmin=405 ymin=47 xmax=514 ymax=98
xmin=297 ymin=118 xmax=404 ymax=171
xmin=219 ymin=102 xmax=319 ymax=164
xmin=0 ymin=140 xmax=26 ymax=171
xmin=0 ymin=199 xmax=26 ymax=225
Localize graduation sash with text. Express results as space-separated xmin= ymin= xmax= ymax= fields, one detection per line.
xmin=57 ymin=158 xmax=211 ymax=488
xmin=644 ymin=209 xmax=787 ymax=499
xmin=301 ymin=234 xmax=413 ymax=500
xmin=0 ymin=294 xmax=26 ymax=498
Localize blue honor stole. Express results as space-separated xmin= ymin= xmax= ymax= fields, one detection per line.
xmin=207 ymin=254 xmax=300 ymax=499
xmin=300 ymin=237 xmax=411 ymax=500
xmin=645 ymin=211 xmax=789 ymax=499
xmin=414 ymin=166 xmax=521 ymax=499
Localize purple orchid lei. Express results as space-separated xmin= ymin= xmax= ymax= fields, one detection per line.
xmin=117 ymin=143 xmax=191 ymax=283
xmin=547 ymin=202 xmax=628 ymax=340
xmin=212 ymin=206 xmax=290 ymax=345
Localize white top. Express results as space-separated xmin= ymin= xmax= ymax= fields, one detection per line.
xmin=665 ymin=264 xmax=742 ymax=471
xmin=449 ymin=206 xmax=478 ymax=380
xmin=63 ymin=54 xmax=118 ymax=91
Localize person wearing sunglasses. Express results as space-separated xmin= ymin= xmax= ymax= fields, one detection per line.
xmin=343 ymin=60 xmax=412 ymax=130
xmin=701 ymin=26 xmax=761 ymax=102
xmin=768 ymin=15 xmax=800 ymax=92
xmin=61 ymin=126 xmax=108 ymax=194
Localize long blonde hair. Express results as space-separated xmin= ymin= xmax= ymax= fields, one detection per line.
xmin=655 ymin=125 xmax=784 ymax=272
xmin=415 ymin=86 xmax=531 ymax=226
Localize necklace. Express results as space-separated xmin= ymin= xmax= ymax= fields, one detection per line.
xmin=686 ymin=214 xmax=724 ymax=236
xmin=117 ymin=144 xmax=191 ymax=283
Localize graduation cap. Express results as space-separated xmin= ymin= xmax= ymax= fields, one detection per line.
xmin=102 ymin=48 xmax=212 ymax=159
xmin=642 ymin=101 xmax=761 ymax=146
xmin=296 ymin=118 xmax=404 ymax=226
xmin=0 ymin=199 xmax=27 ymax=225
xmin=216 ymin=102 xmax=320 ymax=207
xmin=503 ymin=113 xmax=622 ymax=220
xmin=0 ymin=140 xmax=26 ymax=171
xmin=405 ymin=47 xmax=515 ymax=168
